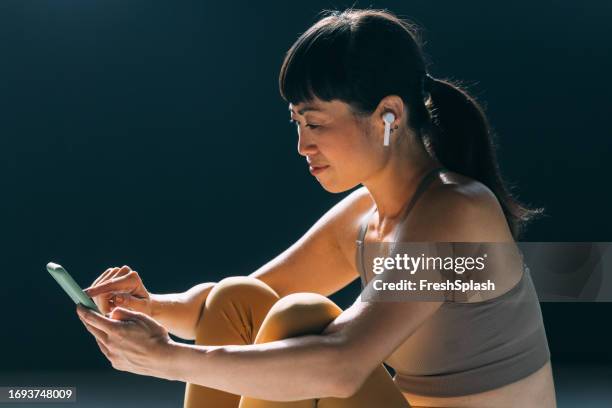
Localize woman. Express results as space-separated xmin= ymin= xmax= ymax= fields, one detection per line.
xmin=77 ymin=8 xmax=557 ymax=408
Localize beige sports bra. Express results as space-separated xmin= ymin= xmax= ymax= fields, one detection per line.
xmin=355 ymin=167 xmax=550 ymax=396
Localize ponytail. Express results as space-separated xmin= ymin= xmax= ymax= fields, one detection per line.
xmin=422 ymin=77 xmax=544 ymax=238
xmin=278 ymin=8 xmax=544 ymax=238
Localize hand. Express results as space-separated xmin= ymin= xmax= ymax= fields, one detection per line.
xmin=84 ymin=265 xmax=152 ymax=316
xmin=76 ymin=304 xmax=178 ymax=380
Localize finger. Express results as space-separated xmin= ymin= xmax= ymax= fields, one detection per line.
xmin=107 ymin=265 xmax=132 ymax=282
xmin=88 ymin=267 xmax=121 ymax=311
xmin=95 ymin=338 xmax=112 ymax=360
xmin=110 ymin=307 xmax=162 ymax=332
xmin=89 ymin=267 xmax=135 ymax=315
xmin=99 ymin=267 xmax=123 ymax=288
xmin=109 ymin=306 xmax=143 ymax=322
xmin=93 ymin=293 xmax=114 ymax=316
xmin=79 ymin=315 xmax=110 ymax=344
xmin=84 ymin=272 xmax=137 ymax=298
xmin=110 ymin=293 xmax=149 ymax=313
xmin=92 ymin=266 xmax=128 ymax=300
xmin=87 ymin=265 xmax=131 ymax=291
xmin=89 ymin=288 xmax=115 ymax=315
xmin=91 ymin=267 xmax=116 ymax=287
xmin=87 ymin=266 xmax=132 ymax=293
xmin=87 ymin=267 xmax=138 ymax=315
xmin=77 ymin=304 xmax=123 ymax=334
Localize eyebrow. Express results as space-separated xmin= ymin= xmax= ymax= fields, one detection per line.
xmin=289 ymin=105 xmax=324 ymax=115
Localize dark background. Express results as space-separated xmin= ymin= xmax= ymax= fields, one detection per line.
xmin=1 ymin=0 xmax=610 ymax=406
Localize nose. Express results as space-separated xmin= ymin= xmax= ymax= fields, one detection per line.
xmin=298 ymin=136 xmax=317 ymax=157
xmin=297 ymin=130 xmax=317 ymax=157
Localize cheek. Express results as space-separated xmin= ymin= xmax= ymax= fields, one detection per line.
xmin=330 ymin=135 xmax=373 ymax=173
xmin=319 ymin=121 xmax=375 ymax=171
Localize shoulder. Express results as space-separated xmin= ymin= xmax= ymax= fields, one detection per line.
xmin=315 ymin=186 xmax=375 ymax=263
xmin=319 ymin=186 xmax=372 ymax=224
xmin=406 ymin=175 xmax=513 ymax=242
xmin=325 ymin=186 xmax=374 ymax=237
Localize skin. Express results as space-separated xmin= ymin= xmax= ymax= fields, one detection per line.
xmin=78 ymin=96 xmax=557 ymax=407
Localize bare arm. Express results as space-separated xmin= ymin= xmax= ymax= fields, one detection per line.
xmin=80 ymin=185 xmax=509 ymax=400
xmin=147 ymin=187 xmax=370 ymax=339
xmin=249 ymin=187 xmax=371 ymax=297
xmin=168 ymin=331 xmax=347 ymax=399
xmin=158 ymin=186 xmax=506 ymax=400
xmin=87 ymin=188 xmax=370 ymax=341
xmin=149 ymin=282 xmax=216 ymax=340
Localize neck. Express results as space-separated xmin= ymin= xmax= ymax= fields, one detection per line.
xmin=361 ymin=133 xmax=442 ymax=237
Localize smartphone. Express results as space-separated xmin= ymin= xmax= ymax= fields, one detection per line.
xmin=46 ymin=262 xmax=101 ymax=314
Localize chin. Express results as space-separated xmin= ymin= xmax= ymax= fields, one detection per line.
xmin=317 ymin=178 xmax=359 ymax=194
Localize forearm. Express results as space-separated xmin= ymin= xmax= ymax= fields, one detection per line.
xmin=165 ymin=334 xmax=353 ymax=401
xmin=150 ymin=282 xmax=216 ymax=340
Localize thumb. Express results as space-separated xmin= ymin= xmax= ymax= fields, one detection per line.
xmin=109 ymin=306 xmax=143 ymax=322
xmin=110 ymin=306 xmax=163 ymax=331
xmin=112 ymin=293 xmax=150 ymax=314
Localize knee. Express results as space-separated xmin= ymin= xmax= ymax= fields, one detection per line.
xmin=193 ymin=276 xmax=281 ymax=345
xmin=254 ymin=292 xmax=343 ymax=343
xmin=204 ymin=276 xmax=279 ymax=310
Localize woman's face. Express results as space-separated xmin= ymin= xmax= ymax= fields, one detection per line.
xmin=289 ymin=98 xmax=383 ymax=193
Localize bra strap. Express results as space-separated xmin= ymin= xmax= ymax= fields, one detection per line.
xmin=398 ymin=166 xmax=446 ymax=224
xmin=357 ymin=166 xmax=446 ymax=243
xmin=355 ymin=166 xmax=446 ymax=288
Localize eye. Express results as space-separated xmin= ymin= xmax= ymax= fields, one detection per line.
xmin=289 ymin=119 xmax=321 ymax=129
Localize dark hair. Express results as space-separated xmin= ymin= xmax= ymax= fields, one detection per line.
xmin=278 ymin=8 xmax=543 ymax=239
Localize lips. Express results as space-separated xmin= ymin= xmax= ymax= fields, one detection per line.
xmin=308 ymin=164 xmax=329 ymax=175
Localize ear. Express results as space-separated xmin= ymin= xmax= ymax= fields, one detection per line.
xmin=373 ymin=95 xmax=406 ymax=134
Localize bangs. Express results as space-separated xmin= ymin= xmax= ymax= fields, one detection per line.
xmin=279 ymin=15 xmax=355 ymax=106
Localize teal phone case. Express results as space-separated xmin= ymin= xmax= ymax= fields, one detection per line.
xmin=47 ymin=262 xmax=101 ymax=314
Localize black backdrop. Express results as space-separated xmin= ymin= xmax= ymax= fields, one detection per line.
xmin=2 ymin=0 xmax=610 ymax=372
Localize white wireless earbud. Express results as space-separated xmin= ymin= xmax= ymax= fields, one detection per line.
xmin=382 ymin=112 xmax=395 ymax=147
